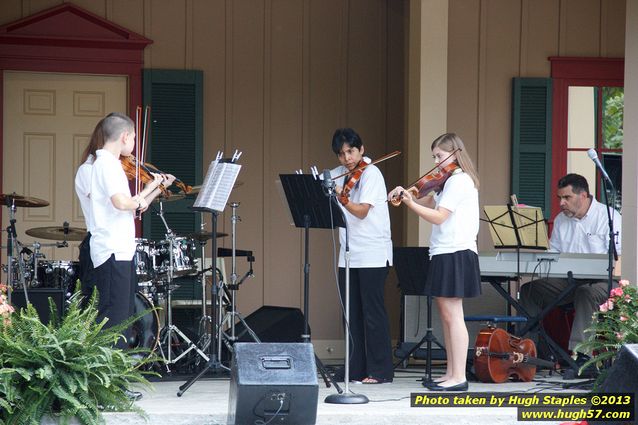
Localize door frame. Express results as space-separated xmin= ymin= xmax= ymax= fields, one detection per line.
xmin=0 ymin=3 xmax=152 ymax=197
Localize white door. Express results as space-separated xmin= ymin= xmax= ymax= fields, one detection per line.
xmin=2 ymin=71 xmax=127 ymax=276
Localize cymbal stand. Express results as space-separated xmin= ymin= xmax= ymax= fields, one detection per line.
xmin=4 ymin=199 xmax=25 ymax=304
xmin=217 ymin=202 xmax=260 ymax=356
xmin=155 ymin=201 xmax=209 ymax=370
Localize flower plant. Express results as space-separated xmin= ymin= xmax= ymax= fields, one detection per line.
xmin=576 ymin=279 xmax=638 ymax=386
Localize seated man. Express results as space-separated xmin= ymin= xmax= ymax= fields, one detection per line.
xmin=519 ymin=173 xmax=621 ymax=375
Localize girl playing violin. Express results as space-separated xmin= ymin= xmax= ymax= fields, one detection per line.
xmin=330 ymin=128 xmax=393 ymax=384
xmin=388 ymin=133 xmax=481 ymax=391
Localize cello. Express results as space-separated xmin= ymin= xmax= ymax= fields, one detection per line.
xmin=473 ymin=326 xmax=556 ymax=383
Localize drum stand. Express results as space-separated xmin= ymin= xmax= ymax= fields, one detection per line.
xmin=154 ymin=202 xmax=209 ymax=371
xmin=217 ymin=202 xmax=260 ymax=354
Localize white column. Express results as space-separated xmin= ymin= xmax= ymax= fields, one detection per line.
xmin=406 ymin=0 xmax=449 ymax=246
xmin=622 ymin=0 xmax=638 ymax=283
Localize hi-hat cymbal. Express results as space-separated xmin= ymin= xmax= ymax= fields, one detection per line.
xmin=188 ymin=231 xmax=228 ymax=242
xmin=26 ymin=226 xmax=87 ymax=241
xmin=0 ymin=193 xmax=49 ymax=208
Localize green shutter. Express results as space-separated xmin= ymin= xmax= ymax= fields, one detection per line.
xmin=511 ymin=78 xmax=552 ymax=219
xmin=142 ymin=70 xmax=204 ymax=306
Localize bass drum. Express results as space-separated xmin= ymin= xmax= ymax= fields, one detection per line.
xmin=128 ymin=292 xmax=160 ymax=361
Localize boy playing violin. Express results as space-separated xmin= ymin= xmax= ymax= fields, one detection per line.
xmin=329 ymin=128 xmax=394 ymax=384
xmin=86 ymin=113 xmax=174 ymax=358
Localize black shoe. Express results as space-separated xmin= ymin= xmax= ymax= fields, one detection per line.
xmin=124 ymin=389 xmax=143 ymax=401
xmin=564 ymin=353 xmax=597 ymax=379
xmin=425 ymin=381 xmax=469 ymax=391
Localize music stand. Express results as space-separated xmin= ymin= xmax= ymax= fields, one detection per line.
xmin=392 ymin=247 xmax=444 ymax=385
xmin=482 ymin=204 xmax=579 ymax=371
xmin=279 ymin=173 xmax=365 ymax=403
xmin=178 ymin=155 xmax=241 ymax=397
xmin=483 ymin=204 xmax=549 ymax=306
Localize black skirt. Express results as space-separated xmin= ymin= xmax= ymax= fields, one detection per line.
xmin=424 ymin=249 xmax=482 ymax=298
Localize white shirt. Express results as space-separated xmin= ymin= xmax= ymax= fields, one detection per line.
xmin=89 ymin=149 xmax=136 ymax=267
xmin=74 ymin=155 xmax=95 ymax=233
xmin=330 ymin=163 xmax=393 ymax=268
xmin=550 ymin=197 xmax=622 ymax=255
xmin=429 ymin=172 xmax=479 ymax=256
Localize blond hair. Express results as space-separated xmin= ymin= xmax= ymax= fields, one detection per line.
xmin=431 ymin=133 xmax=480 ymax=189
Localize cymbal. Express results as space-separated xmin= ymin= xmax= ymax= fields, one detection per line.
xmin=26 ymin=226 xmax=87 ymax=241
xmin=0 ymin=193 xmax=49 ymax=208
xmin=152 ymin=192 xmax=186 ymax=204
xmin=188 ymin=231 xmax=228 ymax=242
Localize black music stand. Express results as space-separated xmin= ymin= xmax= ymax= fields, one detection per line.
xmin=392 ymin=247 xmax=445 ymax=385
xmin=482 ymin=204 xmax=579 ymax=372
xmin=482 ymin=204 xmax=549 ymax=316
xmin=178 ymin=155 xmax=241 ymax=397
xmin=279 ymin=174 xmax=351 ymax=400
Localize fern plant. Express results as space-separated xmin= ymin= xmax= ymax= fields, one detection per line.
xmin=0 ymin=289 xmax=156 ymax=425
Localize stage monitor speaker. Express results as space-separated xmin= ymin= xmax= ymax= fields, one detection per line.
xmin=235 ymin=306 xmax=307 ymax=343
xmin=10 ymin=288 xmax=65 ymax=324
xmin=227 ymin=342 xmax=318 ymax=425
xmin=597 ymin=343 xmax=638 ymax=425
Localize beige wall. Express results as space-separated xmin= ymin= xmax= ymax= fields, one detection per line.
xmin=0 ymin=0 xmax=406 ymax=349
xmin=446 ymin=0 xmax=626 ymax=251
xmin=0 ymin=0 xmax=629 ymax=345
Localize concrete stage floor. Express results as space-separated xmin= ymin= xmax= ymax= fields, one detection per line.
xmin=43 ymin=366 xmax=595 ymax=425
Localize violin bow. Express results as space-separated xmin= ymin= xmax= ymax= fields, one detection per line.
xmin=332 ymin=150 xmax=402 ymax=180
xmin=135 ymin=106 xmax=142 ymax=198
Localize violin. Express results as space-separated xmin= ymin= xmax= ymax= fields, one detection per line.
xmin=334 ymin=150 xmax=401 ymax=205
xmin=473 ymin=326 xmax=555 ymax=383
xmin=390 ymin=149 xmax=461 ymax=206
xmin=120 ymin=155 xmax=193 ymax=196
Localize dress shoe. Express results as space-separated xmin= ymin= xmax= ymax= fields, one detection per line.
xmin=124 ymin=389 xmax=143 ymax=401
xmin=426 ymin=381 xmax=469 ymax=391
xmin=563 ymin=352 xmax=597 ymax=379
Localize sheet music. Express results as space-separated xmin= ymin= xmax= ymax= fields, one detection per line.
xmin=194 ymin=160 xmax=241 ymax=213
xmin=483 ymin=205 xmax=549 ymax=249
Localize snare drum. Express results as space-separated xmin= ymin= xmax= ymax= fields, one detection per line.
xmin=35 ymin=260 xmax=79 ymax=289
xmin=155 ymin=236 xmax=198 ymax=277
xmin=134 ymin=238 xmax=156 ymax=281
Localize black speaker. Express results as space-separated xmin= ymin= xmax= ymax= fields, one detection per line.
xmin=597 ymin=344 xmax=638 ymax=425
xmin=227 ymin=343 xmax=318 ymax=425
xmin=235 ymin=306 xmax=308 ymax=343
xmin=10 ymin=288 xmax=65 ymax=324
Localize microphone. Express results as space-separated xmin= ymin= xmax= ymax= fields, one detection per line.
xmin=322 ymin=169 xmax=334 ymax=191
xmin=587 ymin=149 xmax=614 ymax=187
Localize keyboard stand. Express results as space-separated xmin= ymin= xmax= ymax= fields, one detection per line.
xmin=481 ymin=272 xmax=580 ymax=372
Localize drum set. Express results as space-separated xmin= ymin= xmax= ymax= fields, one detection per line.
xmin=1 ymin=193 xmax=84 ymax=305
xmin=1 ymin=190 xmax=258 ymax=373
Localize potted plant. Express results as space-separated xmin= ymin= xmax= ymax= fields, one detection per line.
xmin=0 ymin=285 xmax=155 ymax=425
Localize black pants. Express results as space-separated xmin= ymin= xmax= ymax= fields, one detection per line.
xmin=338 ymin=266 xmax=393 ymax=381
xmin=95 ymin=254 xmax=137 ymax=350
xmin=78 ymin=233 xmax=96 ymax=306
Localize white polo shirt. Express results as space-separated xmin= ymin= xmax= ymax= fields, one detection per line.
xmin=89 ymin=149 xmax=136 ymax=267
xmin=550 ymin=197 xmax=622 ymax=255
xmin=429 ymin=172 xmax=479 ymax=256
xmin=330 ymin=163 xmax=393 ymax=268
xmin=74 ymin=155 xmax=95 ymax=233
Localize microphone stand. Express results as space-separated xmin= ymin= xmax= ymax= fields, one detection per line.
xmin=599 ymin=176 xmax=617 ymax=295
xmin=322 ymin=171 xmax=368 ymax=405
